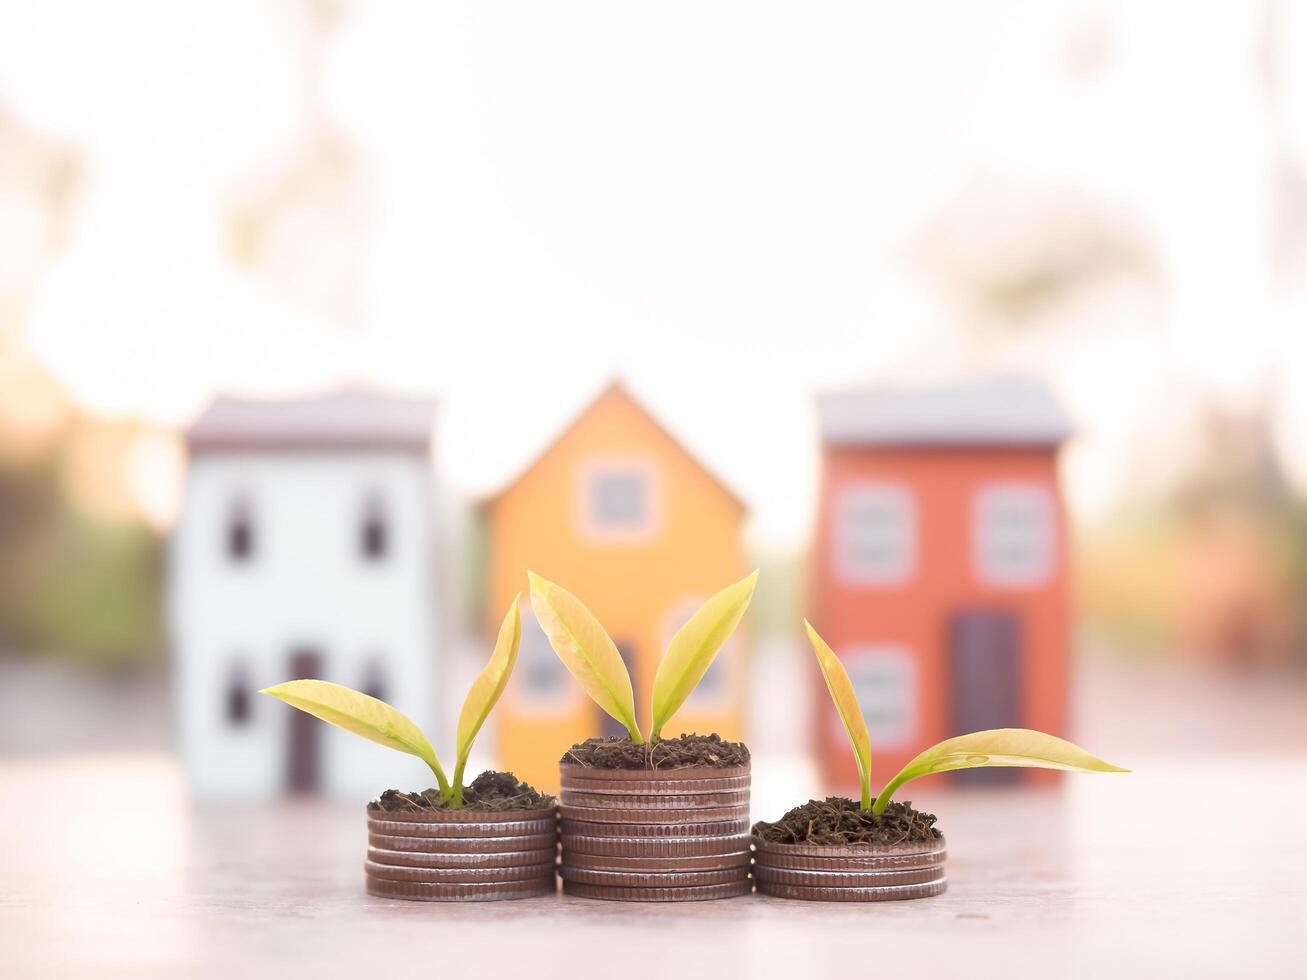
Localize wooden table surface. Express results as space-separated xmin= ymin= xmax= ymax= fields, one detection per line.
xmin=1 ymin=752 xmax=1303 ymax=979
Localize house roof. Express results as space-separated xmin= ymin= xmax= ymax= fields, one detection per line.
xmin=486 ymin=380 xmax=747 ymax=512
xmin=817 ymin=376 xmax=1071 ymax=448
xmin=186 ymin=390 xmax=436 ymax=454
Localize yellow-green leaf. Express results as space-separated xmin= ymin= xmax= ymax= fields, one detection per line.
xmin=527 ymin=571 xmax=642 ymax=742
xmin=260 ymin=679 xmax=448 ymax=793
xmin=805 ymin=620 xmax=873 ymax=809
xmin=455 ymin=593 xmax=522 ymax=782
xmin=873 ymin=728 xmax=1128 ymax=813
xmin=651 ymin=571 xmax=758 ymax=739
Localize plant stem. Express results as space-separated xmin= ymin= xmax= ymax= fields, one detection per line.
xmin=427 ymin=757 xmax=451 ymax=802
xmin=854 ymin=755 xmax=872 ymax=810
xmin=449 ymin=757 xmax=466 ymax=808
xmin=870 ymin=782 xmax=898 ymax=815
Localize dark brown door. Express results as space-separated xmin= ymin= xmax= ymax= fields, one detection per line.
xmin=599 ymin=641 xmax=639 ymax=740
xmin=287 ymin=650 xmax=323 ymax=793
xmin=949 ymin=611 xmax=1021 ymax=786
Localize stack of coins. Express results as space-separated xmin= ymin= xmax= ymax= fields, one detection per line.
xmin=752 ymin=836 xmax=947 ymax=902
xmin=558 ymin=765 xmax=752 ymax=902
xmin=365 ymin=805 xmax=558 ymax=902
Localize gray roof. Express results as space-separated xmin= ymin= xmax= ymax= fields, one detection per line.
xmin=818 ymin=377 xmax=1070 ymax=447
xmin=187 ymin=390 xmax=436 ymax=453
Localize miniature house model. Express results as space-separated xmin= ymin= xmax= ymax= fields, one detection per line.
xmin=486 ymin=382 xmax=748 ymax=790
xmin=810 ymin=378 xmax=1071 ymax=789
xmin=170 ymin=391 xmax=441 ymax=799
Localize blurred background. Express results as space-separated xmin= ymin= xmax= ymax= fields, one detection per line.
xmin=3 ymin=0 xmax=1307 ymax=801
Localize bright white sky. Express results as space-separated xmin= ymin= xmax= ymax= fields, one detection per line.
xmin=2 ymin=1 xmax=1306 ymax=548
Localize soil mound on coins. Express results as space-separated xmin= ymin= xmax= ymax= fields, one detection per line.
xmin=370 ymin=770 xmax=555 ymax=813
xmin=752 ymin=797 xmax=941 ymax=845
xmin=561 ymin=733 xmax=750 ymax=771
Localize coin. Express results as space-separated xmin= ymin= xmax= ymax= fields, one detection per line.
xmin=559 ymin=765 xmax=750 ymax=783
xmin=365 ymin=859 xmax=556 ymax=884
xmin=559 ymin=804 xmax=749 ymax=824
xmin=366 ymin=875 xmax=556 ymax=902
xmin=556 ymin=778 xmax=752 ymax=794
xmin=558 ymin=865 xmax=749 ymax=887
xmin=752 ymin=864 xmax=944 ymax=888
xmin=560 ymin=851 xmax=751 ymax=872
xmin=368 ymin=831 xmax=558 ymax=853
xmin=755 ymin=878 xmax=946 ymax=902
xmin=560 ymin=816 xmax=750 ymax=838
xmin=365 ymin=805 xmax=557 ymax=823
xmin=561 ymin=879 xmax=751 ymax=902
xmin=559 ymin=789 xmax=751 ymax=809
xmin=561 ymin=832 xmax=751 ymax=859
xmin=751 ymin=844 xmax=946 ymax=872
xmin=750 ymin=835 xmax=946 ymax=865
xmin=560 ymin=776 xmax=752 ymax=795
xmin=367 ymin=816 xmax=556 ymax=838
xmin=367 ymin=845 xmax=556 ymax=869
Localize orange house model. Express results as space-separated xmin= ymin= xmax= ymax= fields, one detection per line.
xmin=810 ymin=378 xmax=1071 ymax=789
xmin=486 ymin=382 xmax=748 ymax=790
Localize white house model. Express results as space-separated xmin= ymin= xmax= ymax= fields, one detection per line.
xmin=169 ymin=391 xmax=441 ymax=800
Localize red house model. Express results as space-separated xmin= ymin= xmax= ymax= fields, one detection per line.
xmin=810 ymin=378 xmax=1071 ymax=789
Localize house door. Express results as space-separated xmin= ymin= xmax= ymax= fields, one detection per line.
xmin=599 ymin=641 xmax=639 ymax=740
xmin=286 ymin=649 xmax=323 ymax=793
xmin=949 ymin=611 xmax=1021 ymax=786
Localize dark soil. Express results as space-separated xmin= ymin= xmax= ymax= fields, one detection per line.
xmin=561 ymin=733 xmax=750 ymax=770
xmin=369 ymin=770 xmax=555 ymax=813
xmin=752 ymin=796 xmax=942 ymax=845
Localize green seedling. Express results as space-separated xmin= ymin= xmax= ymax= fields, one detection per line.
xmin=805 ymin=620 xmax=1128 ymax=813
xmin=261 ymin=594 xmax=523 ymax=807
xmin=527 ymin=569 xmax=758 ymax=742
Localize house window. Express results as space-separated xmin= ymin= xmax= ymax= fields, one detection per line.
xmin=225 ymin=662 xmax=251 ymax=726
xmin=973 ymin=482 xmax=1054 ymax=587
xmin=361 ymin=660 xmax=387 ymax=702
xmin=835 ymin=483 xmax=915 ymax=585
xmin=515 ymin=609 xmax=570 ymax=707
xmin=360 ymin=495 xmax=389 ymax=561
xmin=662 ymin=599 xmax=732 ymax=709
xmin=580 ymin=460 xmax=656 ymax=540
xmin=227 ymin=498 xmax=254 ymax=562
xmin=837 ymin=647 xmax=915 ymax=748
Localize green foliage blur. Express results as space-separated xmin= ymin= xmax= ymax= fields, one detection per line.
xmin=0 ymin=428 xmax=164 ymax=670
